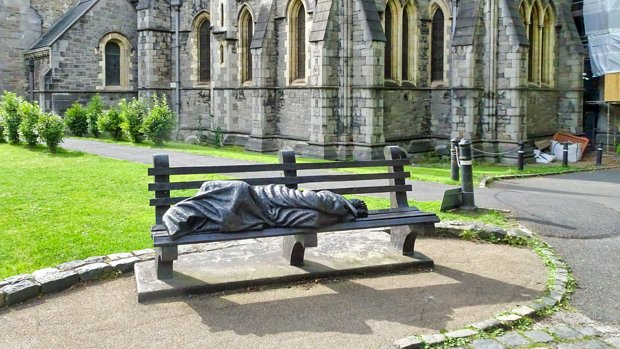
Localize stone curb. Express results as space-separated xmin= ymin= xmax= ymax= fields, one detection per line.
xmin=389 ymin=224 xmax=574 ymax=349
xmin=0 ymin=239 xmax=286 ymax=308
xmin=0 ymin=224 xmax=573 ymax=349
xmin=0 ymin=243 xmax=223 ymax=308
xmin=478 ymin=164 xmax=620 ymax=188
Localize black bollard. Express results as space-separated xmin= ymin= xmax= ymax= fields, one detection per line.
xmin=517 ymin=140 xmax=525 ymax=171
xmin=596 ymin=143 xmax=603 ymax=166
xmin=450 ymin=138 xmax=460 ymax=181
xmin=562 ymin=142 xmax=569 ymax=167
xmin=458 ymin=139 xmax=476 ymax=210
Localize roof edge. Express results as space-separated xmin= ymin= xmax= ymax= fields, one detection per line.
xmin=26 ymin=0 xmax=100 ymax=52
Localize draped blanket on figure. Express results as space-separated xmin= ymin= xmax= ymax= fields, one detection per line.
xmin=162 ymin=181 xmax=361 ymax=239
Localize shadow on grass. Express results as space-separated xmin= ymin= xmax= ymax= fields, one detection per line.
xmin=20 ymin=144 xmax=86 ymax=158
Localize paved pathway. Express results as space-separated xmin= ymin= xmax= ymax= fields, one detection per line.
xmin=55 ymin=139 xmax=620 ymax=348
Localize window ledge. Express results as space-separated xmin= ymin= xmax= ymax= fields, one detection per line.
xmin=194 ymin=82 xmax=211 ymax=88
xmin=99 ymin=85 xmax=132 ymax=91
xmin=290 ymin=78 xmax=306 ymax=86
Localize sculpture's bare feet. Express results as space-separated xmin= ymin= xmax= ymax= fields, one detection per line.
xmin=348 ymin=199 xmax=368 ymax=218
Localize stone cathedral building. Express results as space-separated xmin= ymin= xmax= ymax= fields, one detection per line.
xmin=0 ymin=0 xmax=584 ymax=160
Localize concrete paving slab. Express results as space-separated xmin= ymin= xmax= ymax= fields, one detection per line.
xmin=0 ymin=238 xmax=546 ymax=349
xmin=135 ymin=230 xmax=434 ymax=302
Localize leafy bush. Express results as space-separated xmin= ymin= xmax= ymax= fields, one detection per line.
xmin=18 ymin=101 xmax=41 ymax=146
xmin=120 ymin=97 xmax=148 ymax=143
xmin=617 ymin=144 xmax=620 ymax=155
xmin=142 ymin=94 xmax=175 ymax=145
xmin=36 ymin=112 xmax=65 ymax=152
xmin=0 ymin=116 xmax=5 ymax=143
xmin=64 ymin=102 xmax=89 ymax=137
xmin=97 ymin=107 xmax=124 ymax=140
xmin=86 ymin=94 xmax=103 ymax=138
xmin=0 ymin=91 xmax=24 ymax=144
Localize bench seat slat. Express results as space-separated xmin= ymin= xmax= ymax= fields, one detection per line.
xmin=148 ymin=159 xmax=411 ymax=176
xmin=151 ymin=211 xmax=439 ymax=247
xmin=318 ymin=185 xmax=412 ymax=196
xmin=148 ymin=172 xmax=411 ymax=191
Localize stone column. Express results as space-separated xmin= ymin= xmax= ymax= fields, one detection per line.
xmin=137 ymin=1 xmax=172 ymax=100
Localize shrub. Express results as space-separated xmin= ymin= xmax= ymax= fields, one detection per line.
xmin=142 ymin=94 xmax=175 ymax=145
xmin=97 ymin=107 xmax=124 ymax=140
xmin=0 ymin=91 xmax=24 ymax=144
xmin=0 ymin=116 xmax=5 ymax=143
xmin=37 ymin=112 xmax=65 ymax=152
xmin=617 ymin=144 xmax=620 ymax=155
xmin=86 ymin=94 xmax=103 ymax=138
xmin=18 ymin=101 xmax=42 ymax=146
xmin=120 ymin=97 xmax=148 ymax=143
xmin=64 ymin=102 xmax=89 ymax=136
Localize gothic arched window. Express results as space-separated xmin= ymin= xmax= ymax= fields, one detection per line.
xmin=520 ymin=1 xmax=555 ymax=86
xmin=239 ymin=8 xmax=253 ymax=84
xmin=99 ymin=32 xmax=132 ymax=89
xmin=541 ymin=7 xmax=555 ymax=85
xmin=105 ymin=42 xmax=121 ymax=86
xmin=430 ymin=7 xmax=445 ymax=82
xmin=288 ymin=0 xmax=306 ymax=83
xmin=528 ymin=4 xmax=540 ymax=82
xmin=384 ymin=0 xmax=397 ymax=81
xmin=402 ymin=2 xmax=416 ymax=82
xmin=199 ymin=19 xmax=211 ymax=83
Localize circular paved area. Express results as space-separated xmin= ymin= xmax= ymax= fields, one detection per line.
xmin=0 ymin=239 xmax=545 ymax=349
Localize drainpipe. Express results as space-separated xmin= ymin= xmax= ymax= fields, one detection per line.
xmin=489 ymin=0 xmax=498 ymax=140
xmin=341 ymin=0 xmax=351 ymax=143
xmin=171 ymin=0 xmax=182 ymax=139
xmin=450 ymin=0 xmax=458 ymax=139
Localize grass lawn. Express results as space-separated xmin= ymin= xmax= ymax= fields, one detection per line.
xmin=79 ymin=137 xmax=601 ymax=185
xmin=0 ymin=143 xmax=507 ymax=279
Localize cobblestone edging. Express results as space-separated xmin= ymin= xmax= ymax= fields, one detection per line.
xmin=0 ymin=241 xmax=251 ymax=308
xmin=384 ymin=222 xmax=620 ymax=349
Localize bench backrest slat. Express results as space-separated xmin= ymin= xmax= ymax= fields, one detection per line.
xmin=147 ymin=172 xmax=411 ymax=191
xmin=147 ymin=158 xmax=411 ymax=176
xmin=149 ymin=146 xmax=413 ymax=224
xmin=149 ymin=184 xmax=413 ymax=207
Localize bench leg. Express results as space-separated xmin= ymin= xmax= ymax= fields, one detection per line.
xmin=155 ymin=246 xmax=178 ymax=280
xmin=390 ymin=223 xmax=434 ymax=256
xmin=282 ymin=233 xmax=316 ymax=266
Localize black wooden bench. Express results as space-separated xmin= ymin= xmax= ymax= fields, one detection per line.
xmin=148 ymin=146 xmax=440 ymax=279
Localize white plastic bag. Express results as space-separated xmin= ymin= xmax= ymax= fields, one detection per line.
xmin=534 ymin=149 xmax=556 ymax=163
xmin=550 ymin=140 xmax=581 ymax=162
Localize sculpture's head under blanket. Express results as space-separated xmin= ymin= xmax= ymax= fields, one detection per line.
xmin=162 ymin=181 xmax=366 ymax=239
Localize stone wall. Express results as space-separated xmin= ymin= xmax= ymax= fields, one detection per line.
xmin=30 ymin=0 xmax=76 ymax=31
xmin=1 ymin=0 xmax=585 ymax=160
xmin=526 ymin=90 xmax=560 ymax=138
xmin=0 ymin=0 xmax=42 ymax=96
xmin=276 ymin=88 xmax=312 ymax=140
xmin=383 ymin=89 xmax=430 ymax=141
xmin=42 ymin=0 xmax=138 ymax=114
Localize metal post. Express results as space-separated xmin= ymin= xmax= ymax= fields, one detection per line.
xmin=562 ymin=142 xmax=569 ymax=167
xmin=596 ymin=143 xmax=603 ymax=166
xmin=450 ymin=137 xmax=460 ymax=181
xmin=517 ymin=140 xmax=524 ymax=171
xmin=458 ymin=139 xmax=476 ymax=210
